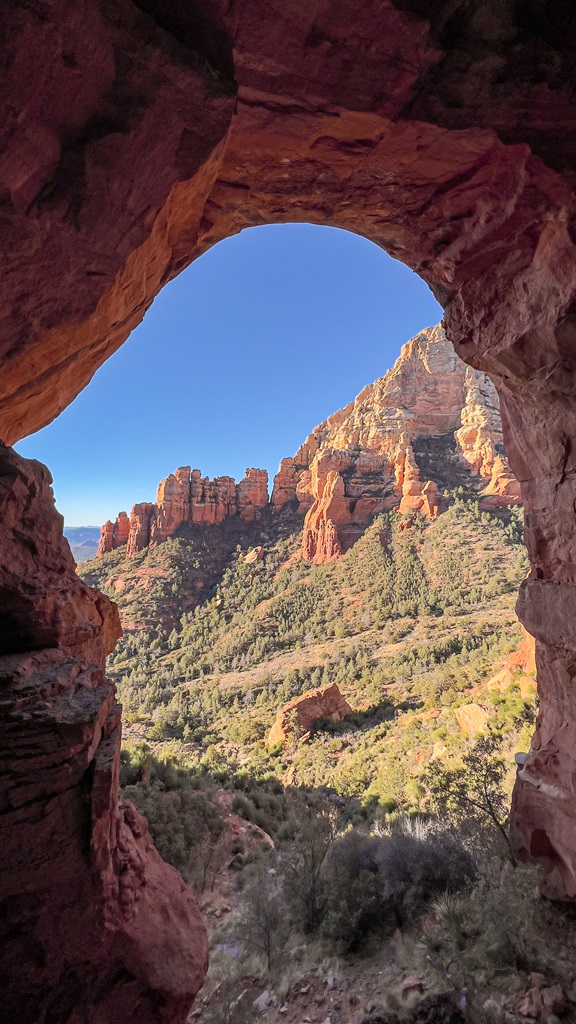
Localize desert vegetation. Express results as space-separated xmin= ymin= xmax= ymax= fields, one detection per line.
xmin=78 ymin=494 xmax=570 ymax=1022
xmin=83 ymin=497 xmax=533 ymax=817
xmin=117 ymin=735 xmax=576 ymax=1024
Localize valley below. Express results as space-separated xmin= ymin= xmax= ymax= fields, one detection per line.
xmin=76 ymin=326 xmax=576 ymax=1023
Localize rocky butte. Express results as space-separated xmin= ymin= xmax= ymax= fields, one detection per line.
xmin=271 ymin=324 xmax=520 ymax=562
xmin=98 ymin=467 xmax=269 ymax=557
xmin=101 ymin=326 xmax=520 ymax=565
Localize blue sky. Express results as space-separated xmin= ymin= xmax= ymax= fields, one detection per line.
xmin=16 ymin=224 xmax=442 ymax=527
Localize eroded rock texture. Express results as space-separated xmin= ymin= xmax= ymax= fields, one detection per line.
xmin=100 ymin=466 xmax=269 ymax=557
xmin=0 ymin=446 xmax=208 ymax=1023
xmin=2 ymin=0 xmax=576 ymax=1012
xmin=272 ymin=326 xmax=519 ymax=562
xmin=100 ymin=328 xmax=516 ymax=566
xmin=268 ymin=683 xmax=352 ymax=748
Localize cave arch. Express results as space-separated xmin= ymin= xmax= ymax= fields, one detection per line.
xmin=16 ymin=222 xmax=443 ymax=524
xmin=2 ymin=1 xmax=576 ymax=1021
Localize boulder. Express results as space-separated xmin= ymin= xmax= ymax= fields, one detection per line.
xmin=453 ymin=703 xmax=489 ymax=736
xmin=268 ymin=683 xmax=351 ymax=747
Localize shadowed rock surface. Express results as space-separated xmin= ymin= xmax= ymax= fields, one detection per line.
xmin=0 ymin=446 xmax=208 ymax=1024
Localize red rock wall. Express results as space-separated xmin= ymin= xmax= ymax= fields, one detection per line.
xmin=114 ymin=467 xmax=269 ymax=557
xmin=288 ymin=328 xmax=516 ymax=561
xmin=1 ymin=0 xmax=576 ymax=1014
xmin=97 ymin=510 xmax=130 ymax=556
xmin=0 ymin=446 xmax=208 ymax=1024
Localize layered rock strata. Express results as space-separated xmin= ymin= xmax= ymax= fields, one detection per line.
xmin=0 ymin=446 xmax=207 ymax=1024
xmin=271 ymin=326 xmax=519 ymax=563
xmin=101 ymin=328 xmax=517 ymax=565
xmin=97 ymin=510 xmax=130 ymax=557
xmin=100 ymin=467 xmax=268 ymax=558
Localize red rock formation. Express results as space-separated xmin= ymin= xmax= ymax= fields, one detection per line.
xmin=302 ymin=470 xmax=348 ymax=563
xmin=483 ymin=629 xmax=537 ymax=701
xmin=189 ymin=470 xmax=237 ymax=525
xmin=244 ymin=545 xmax=265 ymax=565
xmin=507 ymin=629 xmax=537 ymax=677
xmin=480 ymin=455 xmax=523 ymax=509
xmin=126 ymin=502 xmax=156 ymax=558
xmin=113 ymin=468 xmax=269 ymax=557
xmin=115 ymin=509 xmax=131 ymax=546
xmin=292 ymin=327 xmax=512 ymax=561
xmin=453 ymin=703 xmax=489 ymax=736
xmin=268 ymin=683 xmax=352 ymax=747
xmin=455 ymin=368 xmax=522 ymax=508
xmin=271 ymin=457 xmax=302 ymax=509
xmin=152 ymin=466 xmax=192 ymax=542
xmin=2 ymin=0 xmax=576 ymax=1006
xmin=98 ymin=519 xmax=116 ymax=556
xmin=0 ymin=446 xmax=207 ymax=1024
xmin=238 ymin=467 xmax=269 ymax=521
xmin=397 ymin=446 xmax=440 ymax=519
xmin=97 ymin=510 xmax=130 ymax=556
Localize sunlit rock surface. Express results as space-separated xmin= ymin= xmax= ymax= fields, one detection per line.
xmin=270 ymin=326 xmax=519 ymax=562
xmin=99 ymin=467 xmax=269 ymax=557
xmin=268 ymin=682 xmax=352 ymax=747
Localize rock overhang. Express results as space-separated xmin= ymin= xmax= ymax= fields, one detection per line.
xmin=2 ymin=0 xmax=576 ymax=1020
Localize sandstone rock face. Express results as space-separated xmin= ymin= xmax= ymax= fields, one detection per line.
xmin=484 ymin=629 xmax=537 ymax=701
xmin=107 ymin=468 xmax=268 ymax=557
xmin=454 ymin=703 xmax=489 ymax=736
xmin=126 ymin=502 xmax=156 ymax=558
xmin=2 ymin=0 xmax=576 ymax=1006
xmin=268 ymin=683 xmax=352 ymax=747
xmin=238 ymin=468 xmax=269 ymax=521
xmin=244 ymin=545 xmax=265 ymax=565
xmin=397 ymin=445 xmax=440 ymax=519
xmin=97 ymin=510 xmax=130 ymax=556
xmin=270 ymin=326 xmax=517 ymax=563
xmin=0 ymin=446 xmax=207 ymax=1024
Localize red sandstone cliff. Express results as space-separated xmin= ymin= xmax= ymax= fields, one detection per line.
xmin=0 ymin=446 xmax=207 ymax=1024
xmin=270 ymin=325 xmax=519 ymax=563
xmin=97 ymin=510 xmax=130 ymax=556
xmin=99 ymin=467 xmax=269 ymax=558
xmin=98 ymin=327 xmax=519 ymax=566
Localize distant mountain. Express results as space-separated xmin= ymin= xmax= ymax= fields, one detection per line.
xmin=96 ymin=325 xmax=520 ymax=565
xmin=64 ymin=526 xmax=101 ymax=563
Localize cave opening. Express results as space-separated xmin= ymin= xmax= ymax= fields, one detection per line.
xmin=3 ymin=1 xmax=576 ymax=1017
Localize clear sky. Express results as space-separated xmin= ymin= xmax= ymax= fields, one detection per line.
xmin=15 ymin=224 xmax=442 ymax=527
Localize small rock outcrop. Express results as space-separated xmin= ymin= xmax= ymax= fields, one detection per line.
xmin=268 ymin=682 xmax=351 ymax=746
xmin=99 ymin=468 xmax=269 ymax=558
xmin=453 ymin=703 xmax=489 ymax=736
